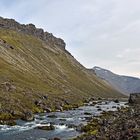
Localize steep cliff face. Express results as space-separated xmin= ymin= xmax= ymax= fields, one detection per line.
xmin=0 ymin=17 xmax=65 ymax=50
xmin=0 ymin=17 xmax=124 ymax=120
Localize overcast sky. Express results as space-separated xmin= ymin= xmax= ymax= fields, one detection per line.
xmin=0 ymin=0 xmax=140 ymax=77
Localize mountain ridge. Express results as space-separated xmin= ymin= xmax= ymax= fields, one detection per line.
xmin=94 ymin=66 xmax=140 ymax=79
xmin=0 ymin=17 xmax=66 ymax=50
xmin=93 ymin=66 xmax=140 ymax=95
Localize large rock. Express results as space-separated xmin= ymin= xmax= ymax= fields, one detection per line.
xmin=37 ymin=124 xmax=55 ymax=131
xmin=129 ymin=93 xmax=140 ymax=104
xmin=49 ymin=138 xmax=61 ymax=140
xmin=22 ymin=111 xmax=34 ymax=121
xmin=0 ymin=120 xmax=16 ymax=126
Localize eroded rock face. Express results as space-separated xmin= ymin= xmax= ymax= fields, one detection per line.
xmin=0 ymin=17 xmax=65 ymax=50
xmin=129 ymin=93 xmax=140 ymax=104
xmin=0 ymin=39 xmax=14 ymax=49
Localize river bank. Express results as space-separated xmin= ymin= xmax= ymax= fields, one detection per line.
xmin=74 ymin=104 xmax=140 ymax=140
xmin=0 ymin=99 xmax=128 ymax=140
xmin=0 ymin=97 xmax=127 ymax=126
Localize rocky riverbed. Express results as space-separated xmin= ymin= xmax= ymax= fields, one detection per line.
xmin=74 ymin=103 xmax=140 ymax=140
xmin=0 ymin=99 xmax=128 ymax=140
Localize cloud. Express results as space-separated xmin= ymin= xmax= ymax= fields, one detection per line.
xmin=0 ymin=0 xmax=140 ymax=77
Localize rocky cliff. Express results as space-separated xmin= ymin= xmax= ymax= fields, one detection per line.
xmin=0 ymin=17 xmax=65 ymax=50
xmin=0 ymin=17 xmax=124 ymax=121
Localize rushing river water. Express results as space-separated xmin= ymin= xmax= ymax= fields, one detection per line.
xmin=0 ymin=101 xmax=128 ymax=140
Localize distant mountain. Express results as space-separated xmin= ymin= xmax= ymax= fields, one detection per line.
xmin=93 ymin=66 xmax=140 ymax=95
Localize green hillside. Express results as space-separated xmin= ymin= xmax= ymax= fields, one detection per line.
xmin=0 ymin=22 xmax=124 ymax=120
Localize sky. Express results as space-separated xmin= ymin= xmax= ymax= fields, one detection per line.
xmin=0 ymin=0 xmax=140 ymax=78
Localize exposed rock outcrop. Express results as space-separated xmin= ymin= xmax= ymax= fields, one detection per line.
xmin=0 ymin=17 xmax=65 ymax=50
xmin=0 ymin=38 xmax=14 ymax=49
xmin=129 ymin=93 xmax=140 ymax=104
xmin=21 ymin=111 xmax=34 ymax=121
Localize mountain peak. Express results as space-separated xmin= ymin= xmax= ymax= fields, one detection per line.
xmin=93 ymin=66 xmax=140 ymax=95
xmin=93 ymin=66 xmax=102 ymax=70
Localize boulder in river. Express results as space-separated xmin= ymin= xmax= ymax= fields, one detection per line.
xmin=47 ymin=114 xmax=57 ymax=118
xmin=97 ymin=108 xmax=102 ymax=111
xmin=49 ymin=138 xmax=61 ymax=140
xmin=84 ymin=112 xmax=92 ymax=115
xmin=0 ymin=120 xmax=16 ymax=126
xmin=22 ymin=111 xmax=34 ymax=121
xmin=113 ymin=99 xmax=119 ymax=103
xmin=112 ymin=106 xmax=116 ymax=108
xmin=37 ymin=124 xmax=55 ymax=131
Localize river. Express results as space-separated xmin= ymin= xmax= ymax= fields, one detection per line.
xmin=0 ymin=100 xmax=128 ymax=140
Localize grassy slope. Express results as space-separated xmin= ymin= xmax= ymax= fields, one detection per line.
xmin=0 ymin=29 xmax=124 ymax=119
